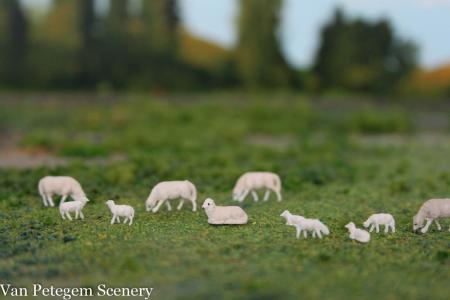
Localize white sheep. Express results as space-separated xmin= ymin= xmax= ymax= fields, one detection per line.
xmin=202 ymin=198 xmax=248 ymax=225
xmin=106 ymin=200 xmax=135 ymax=226
xmin=232 ymin=172 xmax=282 ymax=202
xmin=38 ymin=176 xmax=86 ymax=207
xmin=146 ymin=180 xmax=197 ymax=213
xmin=413 ymin=198 xmax=450 ymax=233
xmin=345 ymin=222 xmax=370 ymax=243
xmin=363 ymin=213 xmax=395 ymax=233
xmin=293 ymin=218 xmax=330 ymax=239
xmin=59 ymin=196 xmax=89 ymax=221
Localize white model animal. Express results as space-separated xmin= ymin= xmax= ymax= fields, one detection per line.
xmin=413 ymin=198 xmax=450 ymax=233
xmin=202 ymin=198 xmax=248 ymax=225
xmin=363 ymin=213 xmax=395 ymax=233
xmin=146 ymin=180 xmax=197 ymax=213
xmin=345 ymin=222 xmax=370 ymax=243
xmin=59 ymin=196 xmax=89 ymax=220
xmin=106 ymin=200 xmax=135 ymax=226
xmin=280 ymin=210 xmax=305 ymax=226
xmin=293 ymin=218 xmax=330 ymax=239
xmin=38 ymin=176 xmax=86 ymax=207
xmin=232 ymin=172 xmax=282 ymax=202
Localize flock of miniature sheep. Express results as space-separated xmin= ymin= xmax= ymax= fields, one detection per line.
xmin=38 ymin=172 xmax=450 ymax=243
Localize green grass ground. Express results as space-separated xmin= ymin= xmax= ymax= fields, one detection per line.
xmin=0 ymin=94 xmax=449 ymax=299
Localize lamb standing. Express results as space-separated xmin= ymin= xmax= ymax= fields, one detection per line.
xmin=280 ymin=211 xmax=329 ymax=239
xmin=232 ymin=172 xmax=282 ymax=202
xmin=202 ymin=198 xmax=248 ymax=225
xmin=413 ymin=198 xmax=450 ymax=233
xmin=146 ymin=180 xmax=197 ymax=213
xmin=38 ymin=176 xmax=87 ymax=207
xmin=363 ymin=213 xmax=396 ymax=233
xmin=59 ymin=196 xmax=89 ymax=221
xmin=345 ymin=222 xmax=370 ymax=243
xmin=106 ymin=200 xmax=135 ymax=226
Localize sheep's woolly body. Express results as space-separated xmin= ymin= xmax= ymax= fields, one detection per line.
xmin=233 ymin=172 xmax=282 ymax=202
xmin=106 ymin=200 xmax=135 ymax=226
xmin=146 ymin=180 xmax=197 ymax=213
xmin=38 ymin=176 xmax=86 ymax=207
xmin=345 ymin=222 xmax=370 ymax=243
xmin=202 ymin=198 xmax=248 ymax=225
xmin=413 ymin=198 xmax=450 ymax=233
xmin=363 ymin=213 xmax=395 ymax=233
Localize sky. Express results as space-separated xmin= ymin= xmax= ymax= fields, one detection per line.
xmin=22 ymin=0 xmax=450 ymax=69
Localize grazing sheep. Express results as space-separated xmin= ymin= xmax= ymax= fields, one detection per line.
xmin=106 ymin=200 xmax=134 ymax=226
xmin=202 ymin=198 xmax=248 ymax=225
xmin=363 ymin=213 xmax=396 ymax=233
xmin=232 ymin=172 xmax=282 ymax=203
xmin=280 ymin=210 xmax=305 ymax=226
xmin=413 ymin=198 xmax=450 ymax=233
xmin=345 ymin=222 xmax=370 ymax=243
xmin=38 ymin=176 xmax=86 ymax=207
xmin=293 ymin=218 xmax=330 ymax=239
xmin=146 ymin=180 xmax=197 ymax=213
xmin=59 ymin=196 xmax=89 ymax=221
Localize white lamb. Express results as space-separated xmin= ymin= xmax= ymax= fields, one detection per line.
xmin=363 ymin=213 xmax=396 ymax=233
xmin=38 ymin=176 xmax=87 ymax=207
xmin=232 ymin=172 xmax=282 ymax=202
xmin=59 ymin=196 xmax=89 ymax=220
xmin=413 ymin=198 xmax=450 ymax=233
xmin=202 ymin=198 xmax=248 ymax=225
xmin=106 ymin=200 xmax=135 ymax=226
xmin=294 ymin=218 xmax=330 ymax=239
xmin=345 ymin=222 xmax=370 ymax=243
xmin=146 ymin=180 xmax=197 ymax=213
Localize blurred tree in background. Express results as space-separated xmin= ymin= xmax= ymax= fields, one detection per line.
xmin=235 ymin=0 xmax=294 ymax=88
xmin=313 ymin=8 xmax=417 ymax=94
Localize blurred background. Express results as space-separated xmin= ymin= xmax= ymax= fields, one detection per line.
xmin=0 ymin=0 xmax=449 ymax=96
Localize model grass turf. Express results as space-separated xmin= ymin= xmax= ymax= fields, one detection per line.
xmin=0 ymin=95 xmax=449 ymax=299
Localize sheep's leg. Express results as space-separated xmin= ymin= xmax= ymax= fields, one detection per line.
xmin=75 ymin=210 xmax=79 ymax=220
xmin=275 ymin=190 xmax=282 ymax=202
xmin=316 ymin=230 xmax=322 ymax=239
xmin=79 ymin=211 xmax=84 ymax=220
xmin=296 ymin=227 xmax=301 ymax=239
xmin=66 ymin=212 xmax=72 ymax=221
xmin=152 ymin=200 xmax=164 ymax=213
xmin=129 ymin=216 xmax=133 ymax=226
xmin=60 ymin=195 xmax=67 ymax=205
xmin=369 ymin=224 xmax=374 ymax=233
xmin=166 ymin=201 xmax=172 ymax=211
xmin=435 ymin=220 xmax=442 ymax=230
xmin=116 ymin=217 xmax=121 ymax=223
xmin=303 ymin=231 xmax=308 ymax=238
xmin=238 ymin=190 xmax=249 ymax=202
xmin=111 ymin=215 xmax=116 ymax=225
xmin=177 ymin=199 xmax=184 ymax=210
xmin=251 ymin=190 xmax=259 ymax=202
xmin=47 ymin=195 xmax=55 ymax=207
xmin=191 ymin=199 xmax=197 ymax=212
xmin=123 ymin=217 xmax=128 ymax=224
xmin=263 ymin=190 xmax=270 ymax=201
xmin=421 ymin=218 xmax=433 ymax=233
xmin=375 ymin=224 xmax=380 ymax=233
xmin=60 ymin=211 xmax=65 ymax=220
xmin=41 ymin=194 xmax=48 ymax=207
xmin=391 ymin=224 xmax=396 ymax=233
xmin=384 ymin=225 xmax=389 ymax=233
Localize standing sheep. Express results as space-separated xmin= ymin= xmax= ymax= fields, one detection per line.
xmin=293 ymin=218 xmax=330 ymax=239
xmin=413 ymin=198 xmax=450 ymax=233
xmin=363 ymin=213 xmax=396 ymax=233
xmin=146 ymin=180 xmax=197 ymax=213
xmin=345 ymin=222 xmax=370 ymax=243
xmin=232 ymin=172 xmax=282 ymax=203
xmin=106 ymin=200 xmax=135 ymax=226
xmin=38 ymin=176 xmax=87 ymax=207
xmin=202 ymin=198 xmax=248 ymax=225
xmin=59 ymin=196 xmax=89 ymax=221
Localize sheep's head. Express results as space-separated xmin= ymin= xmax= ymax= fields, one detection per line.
xmin=73 ymin=195 xmax=89 ymax=203
xmin=105 ymin=200 xmax=115 ymax=207
xmin=232 ymin=187 xmax=242 ymax=201
xmin=202 ymin=198 xmax=216 ymax=212
xmin=413 ymin=213 xmax=424 ymax=231
xmin=280 ymin=210 xmax=290 ymax=218
xmin=363 ymin=220 xmax=370 ymax=228
xmin=146 ymin=196 xmax=157 ymax=212
xmin=345 ymin=222 xmax=355 ymax=230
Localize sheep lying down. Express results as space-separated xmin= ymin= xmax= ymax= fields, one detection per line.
xmin=202 ymin=198 xmax=248 ymax=225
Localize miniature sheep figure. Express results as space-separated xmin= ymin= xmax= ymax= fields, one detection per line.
xmin=59 ymin=196 xmax=89 ymax=221
xmin=413 ymin=198 xmax=450 ymax=233
xmin=363 ymin=213 xmax=395 ymax=233
xmin=202 ymin=198 xmax=248 ymax=225
xmin=106 ymin=200 xmax=134 ymax=226
xmin=232 ymin=172 xmax=282 ymax=202
xmin=146 ymin=180 xmax=197 ymax=213
xmin=345 ymin=222 xmax=370 ymax=243
xmin=38 ymin=176 xmax=87 ymax=207
xmin=293 ymin=218 xmax=330 ymax=239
